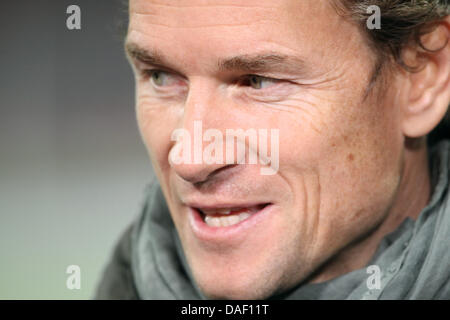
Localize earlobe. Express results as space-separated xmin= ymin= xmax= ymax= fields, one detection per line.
xmin=402 ymin=20 xmax=450 ymax=138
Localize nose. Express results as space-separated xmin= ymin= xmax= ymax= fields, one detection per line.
xmin=171 ymin=159 xmax=233 ymax=184
xmin=169 ymin=80 xmax=234 ymax=184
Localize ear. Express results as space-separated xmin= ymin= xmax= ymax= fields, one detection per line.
xmin=401 ymin=17 xmax=450 ymax=138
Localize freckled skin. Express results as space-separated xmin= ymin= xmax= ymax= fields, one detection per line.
xmin=126 ymin=0 xmax=421 ymax=299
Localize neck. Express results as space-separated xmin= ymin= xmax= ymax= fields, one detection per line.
xmin=310 ymin=138 xmax=431 ymax=283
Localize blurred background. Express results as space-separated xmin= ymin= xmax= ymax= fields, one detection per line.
xmin=0 ymin=0 xmax=154 ymax=299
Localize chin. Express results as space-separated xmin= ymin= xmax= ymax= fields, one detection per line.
xmin=197 ymin=281 xmax=271 ymax=300
xmin=189 ymin=261 xmax=281 ymax=300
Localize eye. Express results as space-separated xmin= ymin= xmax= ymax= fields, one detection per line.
xmin=246 ymin=75 xmax=278 ymax=90
xmin=145 ymin=69 xmax=186 ymax=89
xmin=149 ymin=70 xmax=173 ymax=87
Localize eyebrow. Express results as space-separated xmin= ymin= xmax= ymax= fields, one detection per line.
xmin=125 ymin=42 xmax=310 ymax=76
xmin=218 ymin=53 xmax=308 ymax=75
xmin=125 ymin=42 xmax=170 ymax=68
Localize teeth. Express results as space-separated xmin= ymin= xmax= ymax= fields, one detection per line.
xmin=199 ymin=204 xmax=268 ymax=228
xmin=204 ymin=212 xmax=252 ymax=228
xmin=202 ymin=208 xmax=232 ymax=215
xmin=201 ymin=206 xmax=261 ymax=216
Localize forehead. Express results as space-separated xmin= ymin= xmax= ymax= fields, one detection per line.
xmin=129 ymin=0 xmax=283 ymax=26
xmin=127 ymin=0 xmax=361 ymax=72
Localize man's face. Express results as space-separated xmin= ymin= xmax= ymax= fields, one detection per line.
xmin=127 ymin=0 xmax=404 ymax=299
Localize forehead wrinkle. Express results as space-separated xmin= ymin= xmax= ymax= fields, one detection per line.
xmin=130 ymin=0 xmax=277 ymax=11
xmin=131 ymin=14 xmax=278 ymax=30
xmin=129 ymin=0 xmax=279 ymax=29
xmin=132 ymin=4 xmax=274 ymax=10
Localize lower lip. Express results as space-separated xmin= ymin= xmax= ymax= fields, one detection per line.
xmin=188 ymin=204 xmax=274 ymax=243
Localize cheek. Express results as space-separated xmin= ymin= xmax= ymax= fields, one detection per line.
xmin=277 ymin=84 xmax=403 ymax=248
xmin=280 ymin=74 xmax=402 ymax=184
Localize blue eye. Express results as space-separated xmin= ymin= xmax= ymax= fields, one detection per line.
xmin=149 ymin=70 xmax=172 ymax=87
xmin=248 ymin=75 xmax=277 ymax=89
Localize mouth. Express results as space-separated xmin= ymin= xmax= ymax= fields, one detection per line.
xmin=198 ymin=204 xmax=269 ymax=228
xmin=187 ymin=202 xmax=275 ymax=243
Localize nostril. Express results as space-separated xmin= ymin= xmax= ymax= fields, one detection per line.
xmin=173 ymin=163 xmax=239 ymax=185
xmin=173 ymin=164 xmax=212 ymax=184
